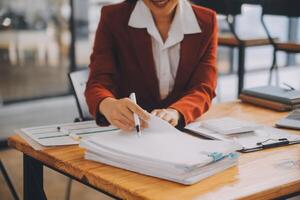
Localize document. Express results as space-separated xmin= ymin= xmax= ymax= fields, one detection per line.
xmin=185 ymin=118 xmax=300 ymax=152
xmin=19 ymin=121 xmax=118 ymax=149
xmin=80 ymin=115 xmax=240 ymax=185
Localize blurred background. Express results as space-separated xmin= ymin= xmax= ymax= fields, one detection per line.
xmin=0 ymin=0 xmax=299 ymax=199
xmin=0 ymin=0 xmax=299 ymax=104
xmin=0 ymin=0 xmax=97 ymax=102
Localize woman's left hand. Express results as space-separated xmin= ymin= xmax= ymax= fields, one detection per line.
xmin=151 ymin=108 xmax=180 ymax=126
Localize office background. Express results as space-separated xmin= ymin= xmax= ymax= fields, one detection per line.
xmin=0 ymin=0 xmax=299 ymax=199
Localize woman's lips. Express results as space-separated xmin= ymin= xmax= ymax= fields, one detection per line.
xmin=150 ymin=0 xmax=169 ymax=7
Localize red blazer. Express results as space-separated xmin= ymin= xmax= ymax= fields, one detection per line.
xmin=85 ymin=1 xmax=218 ymax=126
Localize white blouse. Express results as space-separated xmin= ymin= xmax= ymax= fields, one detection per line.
xmin=128 ymin=0 xmax=201 ymax=99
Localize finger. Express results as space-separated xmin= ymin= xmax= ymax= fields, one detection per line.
xmin=111 ymin=108 xmax=133 ymax=127
xmin=119 ymin=107 xmax=135 ymax=126
xmin=111 ymin=119 xmax=132 ymax=131
xmin=151 ymin=109 xmax=159 ymax=115
xmin=156 ymin=111 xmax=166 ymax=118
xmin=170 ymin=119 xmax=178 ymax=126
xmin=127 ymin=102 xmax=150 ymax=121
xmin=161 ymin=114 xmax=177 ymax=126
xmin=141 ymin=120 xmax=148 ymax=129
xmin=162 ymin=114 xmax=172 ymax=123
xmin=118 ymin=113 xmax=135 ymax=128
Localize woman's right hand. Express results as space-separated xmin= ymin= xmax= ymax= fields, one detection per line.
xmin=99 ymin=97 xmax=150 ymax=131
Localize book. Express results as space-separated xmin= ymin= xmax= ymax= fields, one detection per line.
xmin=80 ymin=115 xmax=240 ymax=185
xmin=242 ymin=86 xmax=300 ymax=105
xmin=239 ymin=94 xmax=294 ymax=111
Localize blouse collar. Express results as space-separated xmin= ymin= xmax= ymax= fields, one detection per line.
xmin=128 ymin=0 xmax=202 ymax=48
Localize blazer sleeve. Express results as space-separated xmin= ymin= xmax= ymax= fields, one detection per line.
xmin=85 ymin=7 xmax=117 ymax=125
xmin=169 ymin=12 xmax=218 ymax=125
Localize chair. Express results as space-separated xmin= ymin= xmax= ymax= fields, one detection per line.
xmin=0 ymin=156 xmax=19 ymax=200
xmin=261 ymin=0 xmax=300 ymax=85
xmin=68 ymin=69 xmax=93 ymax=121
xmin=192 ymin=0 xmax=273 ymax=95
xmin=65 ymin=69 xmax=92 ymax=200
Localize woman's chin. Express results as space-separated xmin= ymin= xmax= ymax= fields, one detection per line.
xmin=150 ymin=0 xmax=169 ymax=8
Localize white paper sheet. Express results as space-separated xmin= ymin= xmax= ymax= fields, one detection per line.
xmin=81 ymin=116 xmax=239 ymax=168
xmin=20 ymin=120 xmax=118 ymax=147
xmin=80 ymin=115 xmax=240 ymax=185
xmin=185 ymin=121 xmax=300 ymax=150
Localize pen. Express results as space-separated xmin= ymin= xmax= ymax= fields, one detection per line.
xmin=129 ymin=92 xmax=142 ymax=137
xmin=282 ymin=83 xmax=295 ymax=91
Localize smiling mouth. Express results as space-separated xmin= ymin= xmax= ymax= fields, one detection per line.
xmin=150 ymin=0 xmax=169 ymax=7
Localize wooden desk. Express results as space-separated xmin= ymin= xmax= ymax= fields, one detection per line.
xmin=8 ymin=101 xmax=300 ymax=200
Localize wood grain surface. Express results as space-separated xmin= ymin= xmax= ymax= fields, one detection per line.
xmin=276 ymin=42 xmax=300 ymax=52
xmin=218 ymin=34 xmax=273 ymax=47
xmin=8 ymin=101 xmax=300 ymax=200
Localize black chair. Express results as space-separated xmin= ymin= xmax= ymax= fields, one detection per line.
xmin=192 ymin=0 xmax=273 ymax=95
xmin=261 ymin=0 xmax=300 ymax=85
xmin=65 ymin=69 xmax=92 ymax=200
xmin=0 ymin=158 xmax=19 ymax=200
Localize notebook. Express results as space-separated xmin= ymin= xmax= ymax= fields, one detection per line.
xmin=80 ymin=115 xmax=240 ymax=185
xmin=242 ymin=86 xmax=300 ymax=105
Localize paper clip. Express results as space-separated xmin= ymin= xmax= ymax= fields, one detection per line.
xmin=256 ymin=138 xmax=288 ymax=146
xmin=208 ymin=152 xmax=224 ymax=162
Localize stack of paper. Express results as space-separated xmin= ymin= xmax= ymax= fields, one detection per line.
xmin=80 ymin=116 xmax=239 ymax=185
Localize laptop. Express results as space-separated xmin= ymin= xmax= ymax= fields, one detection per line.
xmin=276 ymin=109 xmax=300 ymax=130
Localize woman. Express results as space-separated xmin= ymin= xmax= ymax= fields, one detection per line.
xmin=85 ymin=0 xmax=217 ymax=131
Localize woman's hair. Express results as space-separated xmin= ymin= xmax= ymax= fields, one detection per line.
xmin=126 ymin=0 xmax=138 ymax=2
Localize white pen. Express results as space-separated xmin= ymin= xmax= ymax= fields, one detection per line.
xmin=129 ymin=92 xmax=142 ymax=137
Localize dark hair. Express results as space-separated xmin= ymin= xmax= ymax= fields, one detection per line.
xmin=127 ymin=0 xmax=138 ymax=2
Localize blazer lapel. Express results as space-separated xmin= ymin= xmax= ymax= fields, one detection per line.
xmin=128 ymin=28 xmax=206 ymax=104
xmin=173 ymin=33 xmax=205 ymax=95
xmin=128 ymin=27 xmax=160 ymax=101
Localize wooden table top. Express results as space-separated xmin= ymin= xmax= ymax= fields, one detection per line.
xmin=8 ymin=101 xmax=300 ymax=200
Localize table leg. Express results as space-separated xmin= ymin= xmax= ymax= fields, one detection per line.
xmin=23 ymin=154 xmax=47 ymax=200
xmin=237 ymin=45 xmax=245 ymax=96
